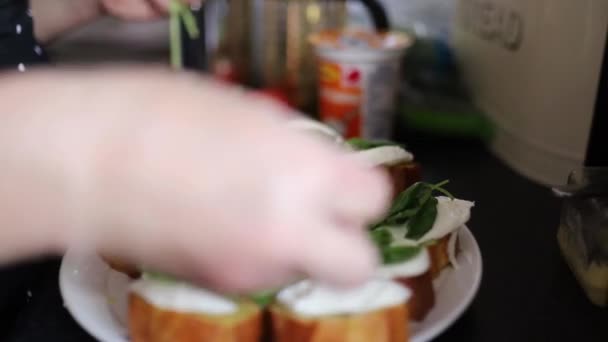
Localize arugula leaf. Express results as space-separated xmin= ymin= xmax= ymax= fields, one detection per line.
xmin=382 ymin=246 xmax=423 ymax=265
xmin=406 ymin=196 xmax=439 ymax=240
xmin=370 ymin=229 xmax=393 ymax=247
xmin=347 ymin=138 xmax=398 ymax=150
xmin=249 ymin=290 xmax=276 ymax=307
xmin=372 ymin=182 xmax=428 ymax=228
xmin=389 ymin=183 xmax=427 ymax=215
xmin=381 ymin=208 xmax=418 ymax=226
xmin=169 ymin=0 xmax=200 ymax=69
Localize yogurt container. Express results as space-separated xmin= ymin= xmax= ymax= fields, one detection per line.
xmin=310 ymin=30 xmax=412 ymax=139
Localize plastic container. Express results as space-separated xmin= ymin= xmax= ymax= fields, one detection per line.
xmin=309 ymin=29 xmax=412 ymax=139
xmin=555 ymin=168 xmax=608 ymax=307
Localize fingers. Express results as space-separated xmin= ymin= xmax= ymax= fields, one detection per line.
xmin=149 ymin=0 xmax=203 ymax=12
xmin=294 ymin=224 xmax=380 ymax=288
xmin=102 ymin=0 xmax=160 ymax=20
xmin=284 ymin=142 xmax=392 ymax=229
xmin=101 ymin=0 xmax=203 ymax=20
xmin=326 ymin=159 xmax=392 ymax=227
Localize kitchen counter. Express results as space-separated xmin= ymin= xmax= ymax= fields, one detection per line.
xmin=0 ymin=137 xmax=607 ymax=342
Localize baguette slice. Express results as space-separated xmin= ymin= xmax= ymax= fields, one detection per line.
xmin=427 ymin=234 xmax=458 ymax=279
xmin=271 ymin=302 xmax=408 ymax=342
xmin=271 ymin=279 xmax=410 ymax=342
xmin=379 ymin=249 xmax=435 ymax=321
xmin=385 ymin=162 xmax=422 ymax=199
xmin=100 ymin=254 xmax=141 ymax=279
xmin=129 ymin=293 xmax=261 ymax=342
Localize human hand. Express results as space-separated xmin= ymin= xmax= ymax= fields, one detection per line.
xmin=100 ymin=0 xmax=201 ymax=20
xmin=33 ymin=68 xmax=392 ymax=293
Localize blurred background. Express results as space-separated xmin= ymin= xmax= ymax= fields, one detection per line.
xmin=47 ymin=0 xmax=608 ymax=187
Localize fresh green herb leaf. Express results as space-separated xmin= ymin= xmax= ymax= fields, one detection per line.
xmin=372 ymin=183 xmax=428 ymax=228
xmin=370 ymin=229 xmax=393 ymax=247
xmin=180 ymin=7 xmax=200 ymax=39
xmin=406 ymin=196 xmax=438 ymax=240
xmin=428 ymin=180 xmax=454 ymax=199
xmin=169 ymin=0 xmax=200 ymax=69
xmin=382 ymin=245 xmax=423 ymax=265
xmin=249 ymin=290 xmax=276 ymax=307
xmin=347 ymin=138 xmax=398 ymax=150
xmin=389 ymin=183 xmax=427 ymax=215
xmin=381 ymin=208 xmax=418 ymax=226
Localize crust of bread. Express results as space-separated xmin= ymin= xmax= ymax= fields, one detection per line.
xmin=129 ymin=293 xmax=262 ymax=342
xmin=385 ymin=162 xmax=422 ymax=199
xmin=270 ymin=303 xmax=409 ymax=342
xmin=394 ymin=270 xmax=435 ymax=321
xmin=427 ymin=235 xmax=457 ymax=279
xmin=100 ymin=255 xmax=141 ymax=279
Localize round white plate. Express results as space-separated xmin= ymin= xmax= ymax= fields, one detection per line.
xmin=60 ymin=227 xmax=482 ymax=342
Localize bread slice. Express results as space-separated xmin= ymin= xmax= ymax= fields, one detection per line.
xmin=129 ymin=293 xmax=262 ymax=342
xmin=427 ymin=234 xmax=457 ymax=279
xmin=100 ymin=254 xmax=141 ymax=279
xmin=385 ymin=162 xmax=422 ymax=199
xmin=378 ymin=247 xmax=435 ymax=321
xmin=270 ymin=279 xmax=410 ymax=342
xmin=270 ymin=303 xmax=408 ymax=342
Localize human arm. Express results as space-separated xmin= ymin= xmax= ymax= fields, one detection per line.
xmin=0 ymin=67 xmax=390 ymax=291
xmin=31 ymin=0 xmax=201 ymax=43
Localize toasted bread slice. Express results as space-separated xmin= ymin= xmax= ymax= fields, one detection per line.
xmin=100 ymin=254 xmax=141 ymax=279
xmin=385 ymin=162 xmax=422 ymax=198
xmin=427 ymin=234 xmax=458 ymax=279
xmin=378 ymin=247 xmax=435 ymax=322
xmin=129 ymin=293 xmax=262 ymax=342
xmin=394 ymin=270 xmax=435 ymax=321
xmin=270 ymin=303 xmax=409 ymax=342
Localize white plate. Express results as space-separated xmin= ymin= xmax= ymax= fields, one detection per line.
xmin=59 ymin=227 xmax=482 ymax=342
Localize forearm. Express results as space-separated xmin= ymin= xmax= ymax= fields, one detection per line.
xmin=30 ymin=0 xmax=101 ymax=43
xmin=0 ymin=66 xmax=235 ymax=264
xmin=0 ymin=67 xmax=168 ymax=263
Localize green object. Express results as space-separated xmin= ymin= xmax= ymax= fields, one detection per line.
xmin=346 ymin=138 xmax=399 ymax=151
xmin=249 ymin=290 xmax=277 ymax=307
xmin=169 ymin=1 xmax=200 ymax=69
xmin=382 ymin=246 xmax=423 ymax=265
xmin=370 ymin=229 xmax=393 ymax=247
xmin=401 ymin=105 xmax=495 ymax=142
xmin=406 ymin=197 xmax=438 ymax=240
xmin=373 ymin=181 xmax=451 ymax=229
xmin=369 ymin=228 xmax=423 ymax=265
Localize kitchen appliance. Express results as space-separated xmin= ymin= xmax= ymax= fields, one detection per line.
xmin=453 ymin=0 xmax=608 ymax=186
xmin=201 ymin=0 xmax=389 ymax=112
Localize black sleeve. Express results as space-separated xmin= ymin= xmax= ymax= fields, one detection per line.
xmin=0 ymin=0 xmax=49 ymax=71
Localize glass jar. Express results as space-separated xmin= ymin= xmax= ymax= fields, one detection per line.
xmin=555 ymin=168 xmax=608 ymax=307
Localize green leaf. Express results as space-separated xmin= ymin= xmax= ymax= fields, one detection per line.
xmin=169 ymin=0 xmax=200 ymax=69
xmin=347 ymin=138 xmax=398 ymax=150
xmin=249 ymin=290 xmax=276 ymax=307
xmin=406 ymin=196 xmax=438 ymax=240
xmin=180 ymin=6 xmax=200 ymax=39
xmin=169 ymin=1 xmax=183 ymax=69
xmin=372 ymin=183 xmax=428 ymax=228
xmin=382 ymin=245 xmax=423 ymax=264
xmin=381 ymin=208 xmax=418 ymax=226
xmin=370 ymin=229 xmax=393 ymax=247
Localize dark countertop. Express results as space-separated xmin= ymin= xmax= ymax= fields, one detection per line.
xmin=1 ymin=138 xmax=607 ymax=342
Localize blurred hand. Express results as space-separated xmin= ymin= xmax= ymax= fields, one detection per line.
xmin=100 ymin=0 xmax=202 ymax=20
xmin=31 ymin=68 xmax=391 ymax=292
